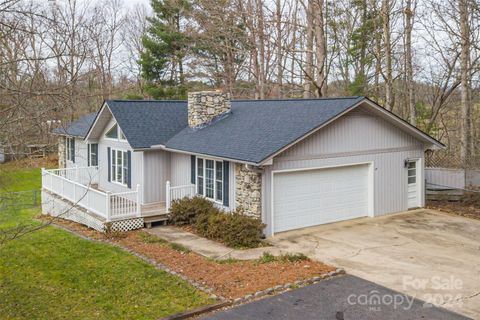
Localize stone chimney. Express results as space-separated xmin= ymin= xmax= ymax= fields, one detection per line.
xmin=188 ymin=91 xmax=231 ymax=128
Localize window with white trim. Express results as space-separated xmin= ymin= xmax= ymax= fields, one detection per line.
xmin=66 ymin=137 xmax=74 ymax=161
xmin=88 ymin=143 xmax=98 ymax=166
xmin=111 ymin=149 xmax=128 ymax=185
xmin=196 ymin=158 xmax=223 ymax=202
xmin=105 ymin=123 xmax=126 ymax=141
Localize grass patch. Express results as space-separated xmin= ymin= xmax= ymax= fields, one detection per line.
xmin=0 ymin=166 xmax=213 ymax=319
xmin=210 ymin=257 xmax=241 ymax=265
xmin=0 ymin=167 xmax=41 ymax=192
xmin=256 ymin=252 xmax=310 ymax=265
xmin=169 ymin=242 xmax=191 ymax=253
xmin=137 ymin=231 xmax=168 ymax=244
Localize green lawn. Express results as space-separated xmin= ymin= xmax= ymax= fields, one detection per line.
xmin=0 ymin=166 xmax=212 ymax=320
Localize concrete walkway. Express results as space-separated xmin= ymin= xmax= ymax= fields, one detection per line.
xmin=145 ymin=226 xmax=282 ymax=260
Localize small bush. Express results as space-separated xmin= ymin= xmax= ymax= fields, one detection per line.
xmin=169 ymin=196 xmax=215 ymax=225
xmin=220 ymin=212 xmax=265 ymax=248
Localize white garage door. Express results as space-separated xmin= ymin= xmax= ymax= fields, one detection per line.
xmin=273 ymin=164 xmax=370 ymax=233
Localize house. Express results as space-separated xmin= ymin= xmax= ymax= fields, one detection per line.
xmin=42 ymin=91 xmax=444 ymax=235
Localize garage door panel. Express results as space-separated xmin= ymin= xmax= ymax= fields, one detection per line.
xmin=273 ymin=165 xmax=369 ymax=233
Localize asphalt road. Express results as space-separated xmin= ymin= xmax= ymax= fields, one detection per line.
xmin=203 ymin=275 xmax=471 ymax=320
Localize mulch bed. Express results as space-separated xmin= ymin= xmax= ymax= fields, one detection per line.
xmin=46 ymin=217 xmax=335 ymax=299
xmin=427 ymin=200 xmax=480 ymax=220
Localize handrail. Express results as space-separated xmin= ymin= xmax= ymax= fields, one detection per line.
xmin=165 ymin=181 xmax=196 ymax=213
xmin=42 ymin=168 xmax=141 ymax=221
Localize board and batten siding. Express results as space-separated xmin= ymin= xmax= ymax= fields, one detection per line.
xmin=143 ymin=150 xmax=171 ymax=203
xmin=262 ymin=106 xmax=426 ymax=236
xmin=169 ymin=152 xmax=236 ymax=211
xmin=96 ymin=117 xmax=144 ymax=203
xmin=66 ymin=137 xmax=88 ymax=168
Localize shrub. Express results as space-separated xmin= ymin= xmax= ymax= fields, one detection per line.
xmin=220 ymin=212 xmax=265 ymax=248
xmin=170 ymin=197 xmax=265 ymax=248
xmin=169 ymin=196 xmax=215 ymax=225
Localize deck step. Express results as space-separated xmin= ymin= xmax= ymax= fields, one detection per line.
xmin=143 ymin=214 xmax=169 ymax=229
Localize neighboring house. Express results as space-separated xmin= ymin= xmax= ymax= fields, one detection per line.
xmin=42 ymin=91 xmax=444 ymax=235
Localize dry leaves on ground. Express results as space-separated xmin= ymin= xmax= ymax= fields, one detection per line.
xmin=50 ymin=218 xmax=335 ymax=299
xmin=427 ymin=201 xmax=480 ymax=220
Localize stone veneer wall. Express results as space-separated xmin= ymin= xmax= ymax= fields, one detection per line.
xmin=58 ymin=136 xmax=66 ymax=168
xmin=235 ymin=164 xmax=262 ymax=218
xmin=188 ymin=91 xmax=231 ymax=128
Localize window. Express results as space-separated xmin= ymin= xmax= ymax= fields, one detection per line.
xmin=111 ymin=149 xmax=128 ymax=185
xmin=197 ymin=158 xmax=204 ymax=195
xmin=66 ymin=137 xmax=75 ymax=162
xmin=88 ymin=143 xmax=98 ymax=167
xmin=196 ymin=158 xmax=223 ymax=202
xmin=105 ymin=123 xmax=126 ymax=141
xmin=407 ymin=161 xmax=416 ymax=184
xmin=106 ymin=124 xmax=118 ymax=139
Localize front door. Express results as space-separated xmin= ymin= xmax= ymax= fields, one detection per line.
xmin=407 ymin=160 xmax=419 ymax=208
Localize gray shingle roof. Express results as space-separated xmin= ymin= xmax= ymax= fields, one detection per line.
xmin=105 ymin=100 xmax=188 ymax=148
xmin=165 ymin=97 xmax=364 ymax=163
xmin=52 ymin=112 xmax=98 ymax=138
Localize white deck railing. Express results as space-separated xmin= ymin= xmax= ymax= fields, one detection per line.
xmin=47 ymin=166 xmax=99 ymax=186
xmin=42 ymin=167 xmax=140 ymax=221
xmin=165 ymin=181 xmax=196 ymax=213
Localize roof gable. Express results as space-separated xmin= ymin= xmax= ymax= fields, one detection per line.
xmin=85 ymin=100 xmax=188 ymax=149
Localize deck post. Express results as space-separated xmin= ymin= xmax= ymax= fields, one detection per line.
xmin=106 ymin=191 xmax=111 ymax=221
xmin=166 ymin=180 xmax=171 ymax=213
xmin=41 ymin=168 xmax=45 ymax=191
xmin=136 ymin=184 xmax=141 ymax=217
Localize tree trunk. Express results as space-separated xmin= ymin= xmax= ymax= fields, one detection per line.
xmin=459 ymin=0 xmax=471 ymax=162
xmin=275 ymin=0 xmax=283 ymax=98
xmin=304 ymin=0 xmax=314 ymax=98
xmin=313 ymin=0 xmax=326 ymax=97
xmin=382 ymin=0 xmax=393 ymax=111
xmin=256 ymin=0 xmax=266 ymax=99
xmin=405 ymin=0 xmax=416 ymax=125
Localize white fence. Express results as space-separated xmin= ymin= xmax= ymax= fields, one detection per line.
xmin=42 ymin=167 xmax=140 ymax=221
xmin=425 ymin=167 xmax=466 ymax=190
xmin=165 ymin=181 xmax=196 ymax=212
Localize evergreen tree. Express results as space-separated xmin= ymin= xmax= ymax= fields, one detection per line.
xmin=140 ymin=0 xmax=191 ymax=99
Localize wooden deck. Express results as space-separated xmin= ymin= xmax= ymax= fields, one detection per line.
xmin=141 ymin=202 xmax=168 ymax=228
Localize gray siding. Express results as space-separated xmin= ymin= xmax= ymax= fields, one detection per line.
xmin=263 ymin=108 xmax=426 ymax=236
xmin=170 ymin=153 xmax=191 ymax=186
xmin=66 ymin=138 xmax=88 ymax=168
xmin=97 ymin=118 xmax=144 ymax=202
xmin=143 ymin=150 xmax=171 ymax=203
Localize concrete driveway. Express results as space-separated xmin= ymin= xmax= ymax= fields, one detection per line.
xmin=269 ymin=209 xmax=480 ymax=319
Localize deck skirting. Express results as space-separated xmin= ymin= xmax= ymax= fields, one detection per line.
xmin=42 ymin=190 xmax=144 ymax=232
